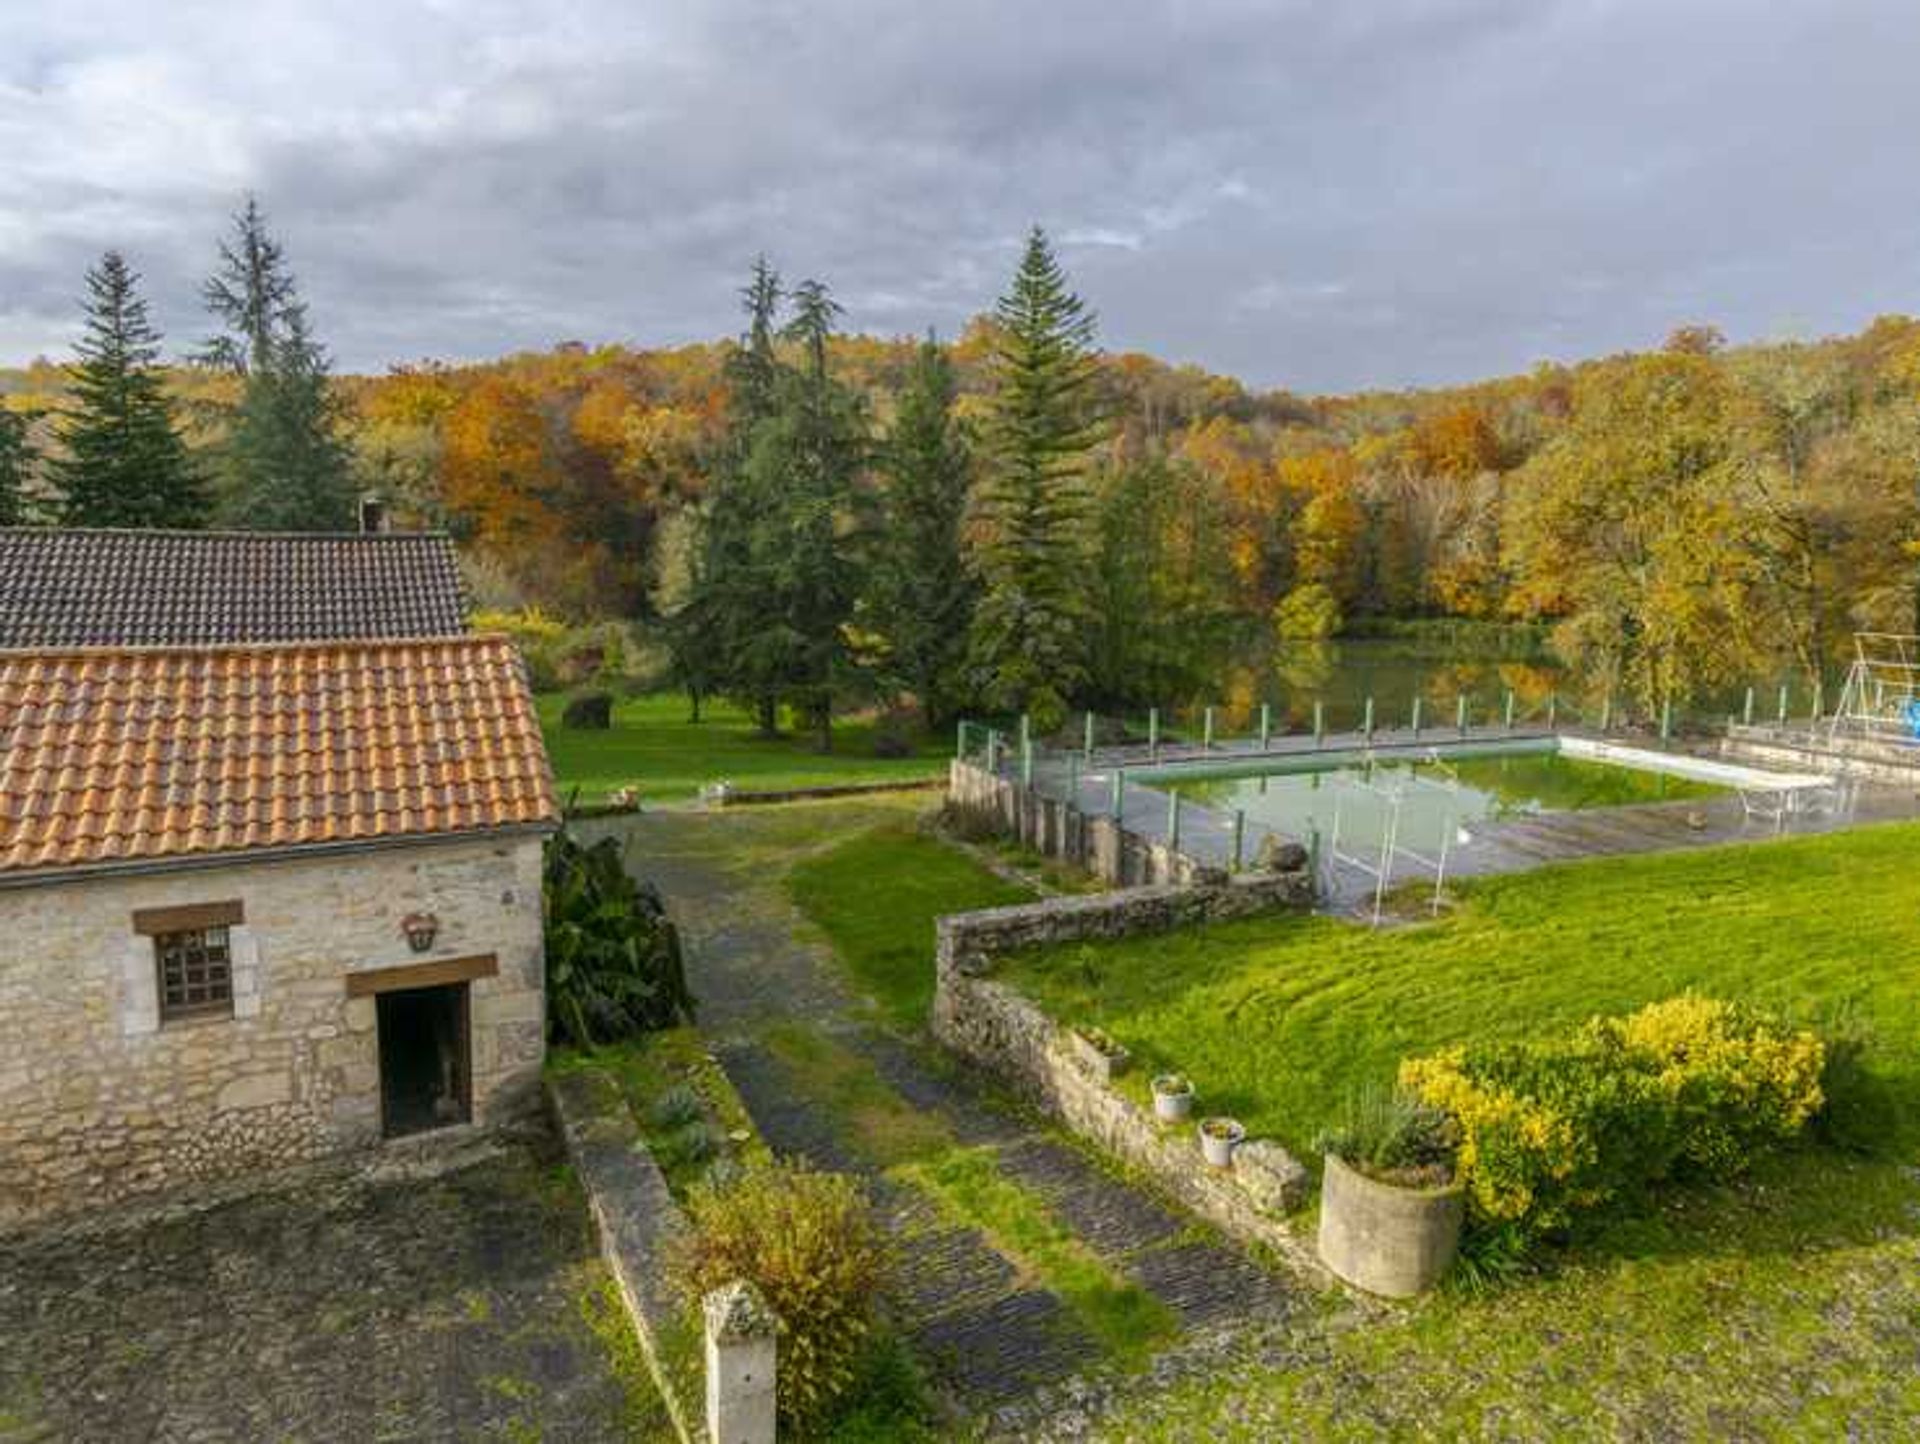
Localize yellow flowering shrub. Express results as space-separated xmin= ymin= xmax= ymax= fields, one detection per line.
xmin=1401 ymin=995 xmax=1825 ymax=1251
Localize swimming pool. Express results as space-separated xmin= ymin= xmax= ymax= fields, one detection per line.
xmin=1138 ymin=743 xmax=1729 ymax=857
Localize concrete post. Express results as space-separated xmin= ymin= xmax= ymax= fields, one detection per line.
xmin=704 ymin=1280 xmax=778 ymax=1444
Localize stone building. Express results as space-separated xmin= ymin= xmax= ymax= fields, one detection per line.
xmin=0 ymin=634 xmax=558 ymax=1230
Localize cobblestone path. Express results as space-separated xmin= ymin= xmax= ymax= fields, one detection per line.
xmin=596 ymin=803 xmax=1316 ymax=1432
xmin=0 ymin=1137 xmax=663 ymax=1443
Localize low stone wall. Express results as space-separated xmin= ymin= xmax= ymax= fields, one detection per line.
xmin=1722 ymin=724 xmax=1920 ymax=786
xmin=932 ymin=875 xmax=1319 ymax=1267
xmin=947 ymin=758 xmax=1224 ymax=887
xmin=547 ymin=1069 xmax=701 ymax=1444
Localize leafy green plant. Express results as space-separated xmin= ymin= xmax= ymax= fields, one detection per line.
xmin=543 ymin=820 xmax=694 ymax=1045
xmin=647 ymin=1083 xmax=706 ymax=1132
xmin=671 ymin=1160 xmax=892 ymax=1432
xmin=1314 ymin=1082 xmax=1458 ymax=1186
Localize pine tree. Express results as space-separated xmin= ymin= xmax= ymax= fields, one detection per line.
xmin=767 ymin=278 xmax=869 ymax=750
xmin=52 ymin=253 xmax=204 ymax=529
xmin=872 ymin=332 xmax=976 ymax=726
xmin=679 ymin=259 xmax=787 ymax=733
xmin=202 ymin=197 xmax=355 ymax=529
xmin=968 ymin=226 xmax=1108 ymax=731
xmin=0 ymin=407 xmax=34 ymax=525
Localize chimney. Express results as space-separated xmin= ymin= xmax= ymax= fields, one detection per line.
xmin=358 ymin=493 xmax=387 ymax=534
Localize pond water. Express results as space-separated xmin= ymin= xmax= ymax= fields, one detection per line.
xmin=1167 ymin=746 xmax=1727 ymax=854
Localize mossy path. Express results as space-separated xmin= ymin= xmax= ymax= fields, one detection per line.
xmin=590 ymin=800 xmax=1323 ymax=1431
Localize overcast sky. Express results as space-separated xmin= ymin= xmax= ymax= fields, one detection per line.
xmin=3 ymin=1 xmax=1917 ymax=392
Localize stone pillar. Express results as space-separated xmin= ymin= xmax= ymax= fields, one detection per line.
xmin=704 ymin=1279 xmax=778 ymax=1444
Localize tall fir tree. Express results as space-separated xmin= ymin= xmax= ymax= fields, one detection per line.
xmin=0 ymin=407 xmax=34 ymax=525
xmin=202 ymin=197 xmax=355 ymax=530
xmin=968 ymin=226 xmax=1108 ymax=731
xmin=872 ymin=332 xmax=976 ymax=725
xmin=677 ymin=258 xmax=787 ymax=732
xmin=53 ymin=252 xmax=204 ymax=528
xmin=764 ymin=278 xmax=869 ymax=749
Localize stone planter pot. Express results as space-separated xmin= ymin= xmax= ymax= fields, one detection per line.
xmin=1151 ymin=1074 xmax=1194 ymax=1122
xmin=1315 ymin=1152 xmax=1464 ymax=1298
xmin=1198 ymin=1117 xmax=1245 ymax=1168
xmin=1065 ymin=1028 xmax=1130 ymax=1086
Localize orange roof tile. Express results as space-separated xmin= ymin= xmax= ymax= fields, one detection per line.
xmin=0 ymin=636 xmax=558 ymax=880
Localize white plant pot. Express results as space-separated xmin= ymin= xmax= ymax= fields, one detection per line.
xmin=1152 ymin=1078 xmax=1194 ymax=1122
xmin=1198 ymin=1118 xmax=1245 ymax=1168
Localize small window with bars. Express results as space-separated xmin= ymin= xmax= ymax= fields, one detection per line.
xmin=156 ymin=926 xmax=234 ymax=1021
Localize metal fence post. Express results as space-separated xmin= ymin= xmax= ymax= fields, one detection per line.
xmin=985 ymin=729 xmax=999 ymax=773
xmin=1148 ymin=707 xmax=1160 ymax=761
xmin=1021 ymin=735 xmax=1033 ymax=788
xmin=1813 ymin=679 xmax=1824 ymax=721
xmin=1504 ymin=690 xmax=1515 ymax=730
xmin=1742 ymin=686 xmax=1755 ymax=727
xmin=1411 ymin=696 xmax=1423 ymax=739
xmin=1456 ymin=695 xmax=1468 ymax=736
xmin=1362 ymin=695 xmax=1374 ymax=741
xmin=1600 ymin=692 xmax=1612 ymax=733
xmin=1083 ymin=710 xmax=1095 ymax=760
xmin=1203 ymin=706 xmax=1215 ymax=751
xmin=1166 ymin=788 xmax=1181 ymax=850
xmin=1547 ymin=691 xmax=1558 ymax=729
xmin=956 ymin=720 xmax=967 ymax=759
xmin=1231 ymin=809 xmax=1246 ymax=871
xmin=1313 ymin=699 xmax=1325 ymax=747
xmin=1776 ymin=684 xmax=1789 ymax=727
xmin=1066 ymin=754 xmax=1080 ymax=801
xmin=1660 ymin=697 xmax=1673 ymax=741
xmin=1259 ymin=703 xmax=1272 ymax=749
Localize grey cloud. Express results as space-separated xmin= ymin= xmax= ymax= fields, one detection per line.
xmin=2 ymin=0 xmax=1917 ymax=390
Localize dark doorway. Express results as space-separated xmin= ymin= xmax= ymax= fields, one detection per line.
xmin=377 ymin=982 xmax=471 ymax=1138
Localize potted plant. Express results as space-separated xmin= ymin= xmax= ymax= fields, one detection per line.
xmin=1198 ymin=1116 xmax=1245 ymax=1168
xmin=1151 ymin=1073 xmax=1195 ymax=1122
xmin=1313 ymin=1084 xmax=1464 ymax=1298
xmin=1066 ymin=1026 xmax=1131 ymax=1085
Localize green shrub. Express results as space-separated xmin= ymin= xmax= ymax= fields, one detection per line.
xmin=543 ymin=822 xmax=694 ymax=1045
xmin=647 ymin=1083 xmax=705 ymax=1131
xmin=561 ymin=690 xmax=614 ymax=729
xmin=1401 ymin=994 xmax=1824 ymax=1253
xmin=671 ymin=1161 xmax=892 ymax=1432
xmin=1314 ymin=1082 xmax=1457 ymax=1186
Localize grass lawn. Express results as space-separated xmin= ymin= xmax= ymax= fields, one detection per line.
xmin=1004 ymin=820 xmax=1920 ymax=1158
xmin=538 ymin=692 xmax=949 ymax=805
xmin=995 ymin=822 xmax=1920 ymax=1437
xmin=788 ymin=822 xmax=1032 ymax=1027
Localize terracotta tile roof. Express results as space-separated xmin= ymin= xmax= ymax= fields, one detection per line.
xmin=0 ymin=636 xmax=557 ymax=880
xmin=0 ymin=528 xmax=469 ymax=647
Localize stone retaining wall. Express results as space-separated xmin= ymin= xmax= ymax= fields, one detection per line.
xmin=548 ymin=1069 xmax=701 ymax=1444
xmin=932 ymin=874 xmax=1319 ymax=1267
xmin=1722 ymin=724 xmax=1920 ymax=785
xmin=947 ymin=758 xmax=1218 ymax=887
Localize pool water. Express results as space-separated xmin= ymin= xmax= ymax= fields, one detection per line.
xmin=1169 ymin=749 xmax=1727 ymax=854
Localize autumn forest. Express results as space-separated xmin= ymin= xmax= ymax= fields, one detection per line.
xmin=7 ymin=206 xmax=1920 ymax=738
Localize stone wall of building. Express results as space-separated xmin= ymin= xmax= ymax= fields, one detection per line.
xmin=0 ymin=834 xmax=547 ymax=1230
xmin=931 ymin=877 xmax=1319 ymax=1267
